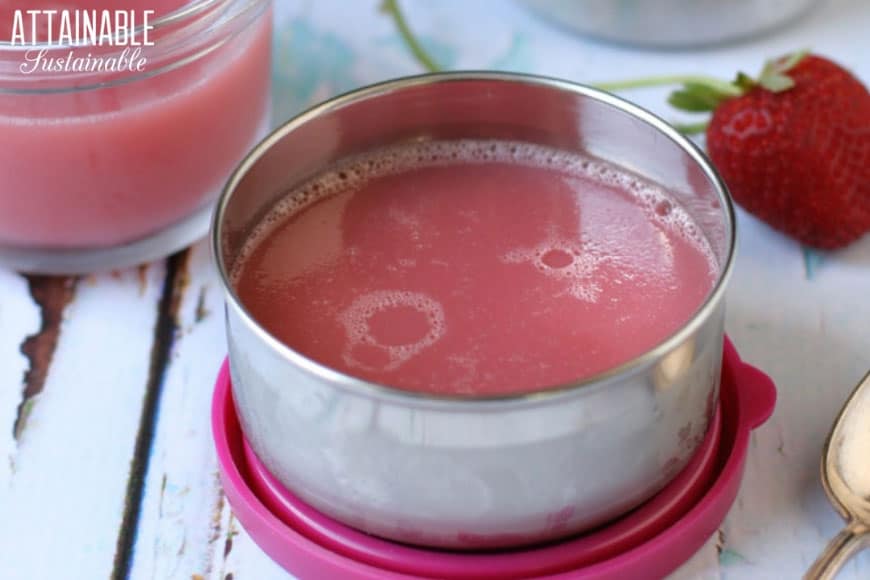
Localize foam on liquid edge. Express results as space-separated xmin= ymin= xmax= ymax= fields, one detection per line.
xmin=230 ymin=139 xmax=721 ymax=286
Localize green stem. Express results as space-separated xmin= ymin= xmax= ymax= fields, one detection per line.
xmin=592 ymin=75 xmax=741 ymax=96
xmin=671 ymin=120 xmax=710 ymax=136
xmin=381 ymin=0 xmax=441 ymax=73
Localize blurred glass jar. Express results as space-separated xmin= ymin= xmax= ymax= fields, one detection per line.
xmin=0 ymin=0 xmax=273 ymax=273
xmin=521 ymin=0 xmax=816 ymax=47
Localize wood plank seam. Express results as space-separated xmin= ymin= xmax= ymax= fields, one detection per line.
xmin=111 ymin=251 xmax=191 ymax=580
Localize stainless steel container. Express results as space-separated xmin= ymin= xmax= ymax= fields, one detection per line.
xmin=212 ymin=72 xmax=736 ymax=550
xmin=520 ymin=0 xmax=816 ymax=47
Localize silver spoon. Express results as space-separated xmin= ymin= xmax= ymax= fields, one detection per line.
xmin=806 ymin=370 xmax=870 ymax=579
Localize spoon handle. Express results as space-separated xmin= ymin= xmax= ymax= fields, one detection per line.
xmin=805 ymin=522 xmax=869 ymax=580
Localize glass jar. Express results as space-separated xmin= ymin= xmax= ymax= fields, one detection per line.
xmin=0 ymin=0 xmax=273 ymax=273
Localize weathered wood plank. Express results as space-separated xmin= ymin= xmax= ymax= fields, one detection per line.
xmin=214 ymin=523 xmax=723 ymax=579
xmin=0 ymin=264 xmax=167 ymax=580
xmin=113 ymin=252 xmax=191 ymax=580
xmin=128 ymin=242 xmax=234 ymax=580
xmin=14 ymin=276 xmax=78 ymax=439
xmin=216 ymin=518 xmax=292 ymax=580
xmin=127 ymin=242 xmax=292 ymax=580
xmin=672 ymin=537 xmax=721 ymax=580
xmin=0 ymin=269 xmax=41 ymax=485
xmin=717 ymin=213 xmax=870 ymax=580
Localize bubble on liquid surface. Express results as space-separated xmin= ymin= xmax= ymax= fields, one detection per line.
xmin=338 ymin=290 xmax=446 ymax=372
xmin=541 ymin=249 xmax=574 ymax=269
xmin=503 ymin=236 xmax=605 ymax=303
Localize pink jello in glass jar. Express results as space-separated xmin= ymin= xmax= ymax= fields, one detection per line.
xmin=0 ymin=0 xmax=272 ymax=273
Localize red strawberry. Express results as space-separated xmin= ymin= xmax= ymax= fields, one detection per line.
xmin=669 ymin=53 xmax=870 ymax=249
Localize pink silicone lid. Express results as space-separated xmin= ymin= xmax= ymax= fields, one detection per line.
xmin=212 ymin=338 xmax=776 ymax=579
xmin=241 ymin=406 xmax=720 ymax=577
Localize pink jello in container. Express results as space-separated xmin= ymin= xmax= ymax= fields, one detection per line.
xmin=0 ymin=0 xmax=272 ymax=273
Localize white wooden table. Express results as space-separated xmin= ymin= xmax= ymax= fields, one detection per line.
xmin=1 ymin=1 xmax=868 ymax=578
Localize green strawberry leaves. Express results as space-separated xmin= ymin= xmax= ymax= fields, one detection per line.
xmin=734 ymin=72 xmax=757 ymax=92
xmin=668 ymin=82 xmax=734 ymax=112
xmin=756 ymin=49 xmax=809 ymax=92
xmin=667 ymin=50 xmax=809 ymax=114
xmin=757 ymin=73 xmax=796 ymax=92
